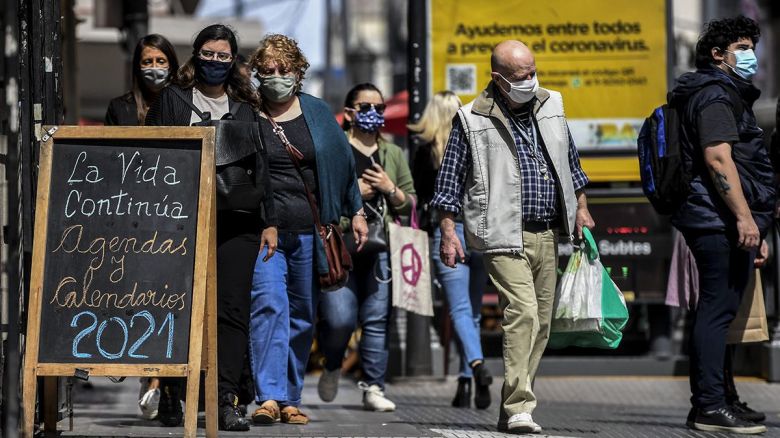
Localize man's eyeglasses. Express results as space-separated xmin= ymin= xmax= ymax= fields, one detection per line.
xmin=354 ymin=103 xmax=386 ymax=114
xmin=198 ymin=49 xmax=233 ymax=63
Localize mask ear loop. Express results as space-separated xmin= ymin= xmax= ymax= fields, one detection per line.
xmin=715 ymin=47 xmax=744 ymax=78
xmin=713 ymin=47 xmax=733 ymax=70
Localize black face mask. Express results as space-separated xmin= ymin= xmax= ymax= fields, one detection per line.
xmin=196 ymin=58 xmax=232 ymax=86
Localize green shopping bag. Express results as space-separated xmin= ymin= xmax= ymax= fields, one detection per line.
xmin=547 ymin=227 xmax=629 ymax=349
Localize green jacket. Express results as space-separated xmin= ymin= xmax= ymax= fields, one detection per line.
xmin=376 ymin=139 xmax=417 ymax=221
xmin=341 ymin=138 xmax=417 ymax=227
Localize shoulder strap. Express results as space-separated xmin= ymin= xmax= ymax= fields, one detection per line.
xmin=261 ymin=107 xmax=324 ymax=228
xmin=169 ymin=86 xmax=209 ymax=121
xmin=716 ymin=83 xmax=745 ymax=120
xmin=229 ymin=101 xmax=242 ymax=117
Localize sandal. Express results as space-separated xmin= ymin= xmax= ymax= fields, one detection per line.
xmin=280 ymin=406 xmax=309 ymax=425
xmin=251 ymin=400 xmax=280 ymax=425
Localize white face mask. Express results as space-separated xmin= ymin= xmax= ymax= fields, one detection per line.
xmin=498 ymin=73 xmax=539 ymax=104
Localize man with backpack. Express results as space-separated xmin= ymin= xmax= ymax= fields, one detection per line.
xmin=667 ymin=16 xmax=774 ymax=434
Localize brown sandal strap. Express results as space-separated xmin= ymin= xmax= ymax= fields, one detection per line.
xmin=281 ymin=406 xmax=309 ymax=424
xmin=252 ymin=401 xmax=280 ymax=423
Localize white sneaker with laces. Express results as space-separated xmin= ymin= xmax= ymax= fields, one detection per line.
xmin=138 ymin=388 xmax=160 ymax=420
xmin=358 ymin=382 xmax=396 ymax=412
xmin=318 ymin=368 xmax=340 ymax=402
xmin=507 ymin=412 xmax=542 ymax=433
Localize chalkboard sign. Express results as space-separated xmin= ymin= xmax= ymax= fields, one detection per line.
xmin=39 ymin=138 xmax=200 ymax=363
xmin=24 ymin=126 xmax=219 ymax=438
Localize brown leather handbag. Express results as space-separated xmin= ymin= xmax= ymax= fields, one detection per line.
xmin=264 ymin=110 xmax=352 ymax=291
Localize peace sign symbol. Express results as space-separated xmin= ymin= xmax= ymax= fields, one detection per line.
xmin=400 ymin=243 xmax=422 ymax=286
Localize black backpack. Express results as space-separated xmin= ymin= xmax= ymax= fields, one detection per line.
xmin=637 ymin=84 xmax=743 ymax=215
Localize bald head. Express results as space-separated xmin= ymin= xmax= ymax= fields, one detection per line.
xmin=491 ymin=40 xmax=535 ymax=77
xmin=490 ymin=40 xmax=538 ymax=107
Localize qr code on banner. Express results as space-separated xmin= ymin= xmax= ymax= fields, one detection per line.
xmin=446 ymin=64 xmax=476 ymax=94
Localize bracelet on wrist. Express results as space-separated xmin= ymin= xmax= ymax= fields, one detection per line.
xmin=355 ymin=211 xmax=368 ymax=219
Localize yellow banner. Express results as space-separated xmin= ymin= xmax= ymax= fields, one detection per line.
xmin=430 ymin=0 xmax=668 ymax=151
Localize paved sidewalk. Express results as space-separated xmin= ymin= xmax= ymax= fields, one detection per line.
xmin=60 ymin=375 xmax=780 ymax=437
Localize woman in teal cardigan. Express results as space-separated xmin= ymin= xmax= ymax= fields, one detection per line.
xmin=316 ymin=83 xmax=416 ymax=412
xmin=247 ymin=34 xmax=367 ymax=427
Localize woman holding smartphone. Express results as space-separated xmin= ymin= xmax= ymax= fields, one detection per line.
xmin=316 ymin=83 xmax=416 ymax=411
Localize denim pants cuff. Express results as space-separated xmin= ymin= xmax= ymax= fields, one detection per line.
xmin=280 ymin=399 xmax=301 ymax=407
xmin=256 ymin=393 xmax=288 ymax=404
xmin=363 ymin=380 xmax=384 ymax=390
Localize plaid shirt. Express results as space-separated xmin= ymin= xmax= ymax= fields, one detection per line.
xmin=431 ymin=92 xmax=589 ymax=222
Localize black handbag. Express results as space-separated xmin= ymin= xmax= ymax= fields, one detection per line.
xmin=345 ymin=197 xmax=388 ymax=255
xmin=170 ymin=87 xmax=268 ymax=211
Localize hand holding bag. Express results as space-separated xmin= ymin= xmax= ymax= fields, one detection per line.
xmin=345 ymin=197 xmax=387 ymax=255
xmin=263 ymin=108 xmax=352 ymax=291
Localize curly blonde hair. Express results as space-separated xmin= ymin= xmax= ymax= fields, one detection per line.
xmin=250 ymin=34 xmax=310 ymax=85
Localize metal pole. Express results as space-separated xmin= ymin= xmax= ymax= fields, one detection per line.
xmin=404 ymin=0 xmax=432 ymax=377
xmin=407 ymin=0 xmax=428 ymax=166
xmin=120 ymin=0 xmax=148 ymax=91
xmin=323 ymin=0 xmax=334 ymax=106
xmin=61 ymin=0 xmax=79 ymax=125
xmin=6 ymin=0 xmax=64 ymax=433
xmin=1 ymin=0 xmax=21 ymax=433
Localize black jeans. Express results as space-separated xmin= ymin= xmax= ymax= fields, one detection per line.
xmin=160 ymin=211 xmax=262 ymax=405
xmin=216 ymin=211 xmax=263 ymax=398
xmin=683 ymin=229 xmax=753 ymax=411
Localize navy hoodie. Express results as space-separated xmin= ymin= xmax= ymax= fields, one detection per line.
xmin=670 ymin=68 xmax=775 ymax=236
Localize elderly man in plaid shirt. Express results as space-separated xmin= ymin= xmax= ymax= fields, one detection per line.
xmin=431 ymin=40 xmax=594 ymax=434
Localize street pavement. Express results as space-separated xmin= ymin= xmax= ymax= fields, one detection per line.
xmin=59 ymin=375 xmax=780 ymax=437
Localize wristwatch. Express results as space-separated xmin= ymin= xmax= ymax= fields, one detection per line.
xmin=387 ymin=185 xmax=398 ymax=198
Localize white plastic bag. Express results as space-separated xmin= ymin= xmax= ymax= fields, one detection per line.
xmin=551 ymin=246 xmax=602 ymax=334
xmin=549 ymin=228 xmax=628 ymax=349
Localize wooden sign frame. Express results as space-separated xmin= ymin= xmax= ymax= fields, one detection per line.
xmin=22 ymin=126 xmax=218 ymax=438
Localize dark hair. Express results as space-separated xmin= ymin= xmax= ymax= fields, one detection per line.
xmin=342 ymin=83 xmax=384 ymax=131
xmin=176 ymin=24 xmax=260 ymax=109
xmin=131 ymin=34 xmax=179 ymax=124
xmin=695 ymin=15 xmax=760 ymax=69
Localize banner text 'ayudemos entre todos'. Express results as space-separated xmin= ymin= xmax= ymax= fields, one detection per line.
xmin=431 ymin=0 xmax=668 ymax=151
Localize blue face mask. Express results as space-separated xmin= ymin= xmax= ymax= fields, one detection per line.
xmin=353 ymin=107 xmax=385 ymax=133
xmin=196 ymin=58 xmax=232 ymax=86
xmin=724 ymin=48 xmax=758 ymax=80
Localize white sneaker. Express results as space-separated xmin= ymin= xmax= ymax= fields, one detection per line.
xmin=507 ymin=412 xmax=542 ymax=433
xmin=138 ymin=388 xmax=160 ymax=420
xmin=318 ymin=368 xmax=340 ymax=402
xmin=358 ymin=382 xmax=396 ymax=412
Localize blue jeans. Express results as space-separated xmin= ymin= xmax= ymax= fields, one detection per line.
xmin=318 ymin=252 xmax=391 ymax=389
xmin=249 ymin=232 xmax=318 ymax=406
xmin=433 ymin=223 xmax=486 ymax=377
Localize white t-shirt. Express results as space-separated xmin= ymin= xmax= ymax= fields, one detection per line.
xmin=190 ymin=88 xmax=230 ymax=125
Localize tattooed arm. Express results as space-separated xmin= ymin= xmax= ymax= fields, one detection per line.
xmin=703 ymin=142 xmax=759 ymax=249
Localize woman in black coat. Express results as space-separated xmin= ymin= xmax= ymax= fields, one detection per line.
xmin=146 ymin=24 xmax=278 ymax=432
xmin=105 ymin=34 xmax=179 ymax=126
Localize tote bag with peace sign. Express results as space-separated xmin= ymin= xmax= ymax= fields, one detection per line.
xmin=388 ymin=204 xmax=433 ymax=316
